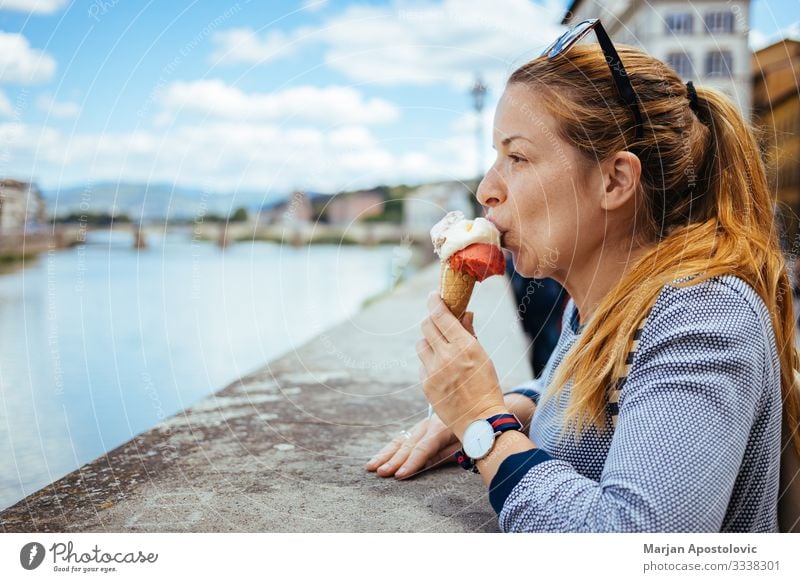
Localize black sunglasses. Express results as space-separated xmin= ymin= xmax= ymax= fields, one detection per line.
xmin=542 ymin=19 xmax=644 ymax=141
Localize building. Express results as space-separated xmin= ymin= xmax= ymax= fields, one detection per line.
xmin=752 ymin=39 xmax=800 ymax=243
xmin=564 ymin=0 xmax=753 ymax=117
xmin=325 ymin=189 xmax=385 ymax=225
xmin=0 ymin=179 xmax=47 ymax=232
xmin=258 ymin=190 xmax=316 ymax=226
xmin=258 ymin=189 xmax=386 ymax=226
xmin=403 ymin=181 xmax=475 ymax=234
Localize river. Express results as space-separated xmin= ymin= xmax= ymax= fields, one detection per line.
xmin=0 ymin=229 xmax=423 ymax=511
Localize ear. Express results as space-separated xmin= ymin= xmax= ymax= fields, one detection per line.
xmin=600 ymin=151 xmax=641 ymax=211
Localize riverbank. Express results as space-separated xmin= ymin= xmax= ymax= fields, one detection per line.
xmin=0 ymin=261 xmax=532 ymax=532
xmin=0 ymin=227 xmax=86 ymax=264
xmin=0 ymin=238 xmax=411 ymax=512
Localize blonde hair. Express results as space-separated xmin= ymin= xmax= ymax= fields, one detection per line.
xmin=508 ymin=44 xmax=800 ymax=457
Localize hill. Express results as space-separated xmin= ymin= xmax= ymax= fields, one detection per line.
xmin=43 ymin=183 xmax=283 ymax=221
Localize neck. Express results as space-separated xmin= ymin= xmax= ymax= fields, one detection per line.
xmin=555 ymin=240 xmax=651 ymax=327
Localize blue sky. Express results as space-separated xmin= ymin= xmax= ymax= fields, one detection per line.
xmin=0 ymin=0 xmax=798 ymax=196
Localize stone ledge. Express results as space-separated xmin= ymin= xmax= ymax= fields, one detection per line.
xmin=0 ymin=261 xmax=532 ymax=532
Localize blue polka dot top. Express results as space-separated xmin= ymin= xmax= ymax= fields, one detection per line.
xmin=493 ymin=275 xmax=782 ymax=532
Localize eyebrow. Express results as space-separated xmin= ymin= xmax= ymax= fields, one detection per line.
xmin=492 ymin=135 xmax=533 ymax=149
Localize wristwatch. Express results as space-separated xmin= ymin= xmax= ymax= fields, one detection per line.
xmin=455 ymin=413 xmax=523 ymax=473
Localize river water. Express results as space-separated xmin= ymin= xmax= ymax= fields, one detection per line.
xmin=0 ymin=229 xmax=419 ymax=511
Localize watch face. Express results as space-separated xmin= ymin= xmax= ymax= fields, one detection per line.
xmin=462 ymin=420 xmax=495 ymax=460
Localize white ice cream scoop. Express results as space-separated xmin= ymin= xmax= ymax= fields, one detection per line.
xmin=430 ymin=210 xmax=501 ymax=263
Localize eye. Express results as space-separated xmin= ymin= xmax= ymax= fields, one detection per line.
xmin=508 ymin=153 xmax=526 ymax=164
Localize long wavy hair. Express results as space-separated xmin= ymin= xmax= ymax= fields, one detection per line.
xmin=508 ymin=44 xmax=800 ymax=458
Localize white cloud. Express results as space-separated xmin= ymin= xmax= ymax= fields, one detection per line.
xmin=750 ymin=21 xmax=800 ymax=50
xmin=36 ymin=93 xmax=80 ymax=118
xmin=0 ymin=119 xmax=475 ymax=192
xmin=161 ymin=80 xmax=400 ymax=125
xmin=210 ymin=0 xmax=565 ymax=90
xmin=0 ymin=90 xmax=14 ymax=117
xmin=3 ymin=0 xmax=569 ymax=191
xmin=210 ymin=27 xmax=310 ymax=66
xmin=749 ymin=29 xmax=769 ymax=51
xmin=0 ymin=0 xmax=67 ymax=13
xmin=0 ymin=32 xmax=57 ymax=84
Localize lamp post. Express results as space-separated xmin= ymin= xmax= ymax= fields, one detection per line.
xmin=469 ymin=74 xmax=488 ymax=214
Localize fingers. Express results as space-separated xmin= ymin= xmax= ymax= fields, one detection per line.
xmin=364 ymin=433 xmax=405 ymax=472
xmin=427 ymin=291 xmax=470 ymax=344
xmin=394 ymin=430 xmax=445 ymax=479
xmin=365 ymin=419 xmax=425 ymax=474
xmin=374 ymin=434 xmax=419 ymax=478
xmin=420 ymin=315 xmax=448 ymax=347
xmin=460 ymin=311 xmax=476 ymax=337
xmin=365 ymin=416 xmax=460 ymax=480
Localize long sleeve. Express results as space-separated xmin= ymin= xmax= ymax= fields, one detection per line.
xmin=494 ymin=278 xmax=777 ymax=532
xmin=505 ymin=377 xmax=544 ymax=405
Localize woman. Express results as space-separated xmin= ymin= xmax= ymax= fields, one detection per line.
xmin=365 ymin=20 xmax=800 ymax=532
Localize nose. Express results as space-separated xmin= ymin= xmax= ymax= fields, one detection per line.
xmin=476 ymin=164 xmax=506 ymax=210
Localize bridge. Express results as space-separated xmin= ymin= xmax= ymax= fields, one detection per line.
xmin=192 ymin=221 xmax=432 ymax=248
xmin=0 ymin=222 xmax=436 ymax=264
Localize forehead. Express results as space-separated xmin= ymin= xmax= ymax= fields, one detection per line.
xmin=493 ymin=84 xmax=559 ymax=144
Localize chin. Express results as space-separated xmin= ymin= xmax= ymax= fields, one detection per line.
xmin=512 ymin=250 xmax=550 ymax=280
xmin=510 ymin=251 xmax=534 ymax=278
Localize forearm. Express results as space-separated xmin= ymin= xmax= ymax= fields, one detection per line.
xmin=476 ymin=430 xmax=538 ymax=487
xmin=503 ymin=392 xmax=536 ymax=431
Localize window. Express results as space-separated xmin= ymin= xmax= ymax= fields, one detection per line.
xmin=705 ymin=50 xmax=733 ymax=77
xmin=665 ymin=13 xmax=694 ymax=34
xmin=705 ymin=11 xmax=735 ymax=34
xmin=666 ymin=52 xmax=694 ymax=79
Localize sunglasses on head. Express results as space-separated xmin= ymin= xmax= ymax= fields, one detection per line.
xmin=542 ymin=19 xmax=644 ymax=141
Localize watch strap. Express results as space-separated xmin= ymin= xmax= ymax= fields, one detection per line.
xmin=455 ymin=450 xmax=480 ymax=473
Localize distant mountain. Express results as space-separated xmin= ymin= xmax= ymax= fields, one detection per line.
xmin=43 ymin=182 xmax=286 ymax=221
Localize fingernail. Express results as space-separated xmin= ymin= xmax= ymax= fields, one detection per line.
xmin=367 ymin=457 xmax=377 ymax=465
xmin=396 ymin=467 xmax=407 ymax=476
xmin=379 ymin=463 xmax=390 ymax=471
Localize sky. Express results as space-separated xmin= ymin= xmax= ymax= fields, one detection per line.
xmin=0 ymin=0 xmax=798 ymax=196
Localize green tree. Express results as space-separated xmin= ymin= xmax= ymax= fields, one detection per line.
xmin=229 ymin=207 xmax=249 ymax=222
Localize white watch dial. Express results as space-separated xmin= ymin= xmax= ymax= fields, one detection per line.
xmin=463 ymin=420 xmax=496 ymax=460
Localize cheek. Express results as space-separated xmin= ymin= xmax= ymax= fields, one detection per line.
xmin=513 ymin=223 xmax=572 ymax=279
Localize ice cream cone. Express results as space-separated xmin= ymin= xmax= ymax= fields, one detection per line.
xmin=439 ymin=261 xmax=476 ymax=320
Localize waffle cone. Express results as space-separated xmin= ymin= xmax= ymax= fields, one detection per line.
xmin=439 ymin=261 xmax=476 ymax=320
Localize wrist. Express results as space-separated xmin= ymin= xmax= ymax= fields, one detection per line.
xmin=455 ymin=411 xmax=527 ymax=473
xmin=454 ymin=405 xmax=511 ymax=442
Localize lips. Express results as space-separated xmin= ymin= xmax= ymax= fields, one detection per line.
xmin=485 ymin=216 xmax=506 ymax=234
xmin=485 ymin=216 xmax=509 ymax=246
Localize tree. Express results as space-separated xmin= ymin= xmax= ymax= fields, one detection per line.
xmin=229 ymin=207 xmax=248 ymax=222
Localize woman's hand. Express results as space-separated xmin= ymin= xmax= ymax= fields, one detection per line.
xmin=417 ymin=292 xmax=508 ymax=441
xmin=364 ymin=413 xmax=461 ymax=479
xmin=364 ymin=394 xmax=536 ymax=480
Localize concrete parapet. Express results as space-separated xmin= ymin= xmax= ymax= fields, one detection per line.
xmin=0 ymin=261 xmax=532 ymax=532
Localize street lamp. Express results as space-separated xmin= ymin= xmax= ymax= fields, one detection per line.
xmin=470 ymin=75 xmax=488 ymax=179
xmin=470 ymin=74 xmax=488 ymax=214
